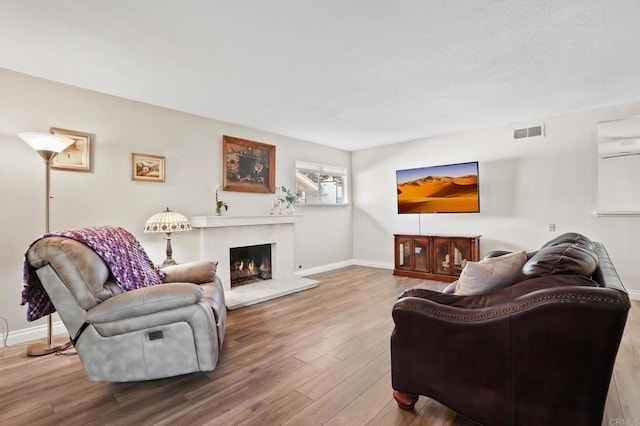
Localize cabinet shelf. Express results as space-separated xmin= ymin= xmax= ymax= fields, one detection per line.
xmin=393 ymin=234 xmax=481 ymax=282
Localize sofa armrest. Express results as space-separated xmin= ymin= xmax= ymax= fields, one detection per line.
xmin=85 ymin=283 xmax=204 ymax=324
xmin=483 ymin=250 xmax=512 ymax=259
xmin=161 ymin=261 xmax=218 ymax=284
xmin=484 ymin=250 xmax=538 ymax=261
xmin=398 ymin=287 xmax=458 ymax=300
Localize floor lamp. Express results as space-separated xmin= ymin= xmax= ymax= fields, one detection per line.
xmin=19 ymin=131 xmax=74 ymax=356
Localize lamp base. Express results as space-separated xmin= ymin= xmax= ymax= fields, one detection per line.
xmin=161 ymin=258 xmax=177 ymax=267
xmin=26 ymin=337 xmax=67 ymax=356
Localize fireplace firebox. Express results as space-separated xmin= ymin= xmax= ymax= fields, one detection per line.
xmin=230 ymin=244 xmax=272 ymax=287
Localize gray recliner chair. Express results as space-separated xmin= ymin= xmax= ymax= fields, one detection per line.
xmin=26 ymin=236 xmax=226 ymax=382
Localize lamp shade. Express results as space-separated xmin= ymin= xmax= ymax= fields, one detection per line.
xmin=19 ymin=132 xmax=74 ymax=153
xmin=144 ymin=208 xmax=192 ymax=233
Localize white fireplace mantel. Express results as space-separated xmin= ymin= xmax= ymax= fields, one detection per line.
xmin=190 ymin=214 xmax=301 ymax=228
xmin=189 ymin=214 xmax=317 ymax=309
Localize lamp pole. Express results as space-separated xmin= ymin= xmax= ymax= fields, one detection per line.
xmin=19 ymin=132 xmax=74 ymax=357
xmin=27 ymin=150 xmax=64 ymax=356
xmin=43 ymin=152 xmax=54 ymax=233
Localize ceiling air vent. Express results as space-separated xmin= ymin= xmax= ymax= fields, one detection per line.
xmin=513 ymin=124 xmax=545 ymax=140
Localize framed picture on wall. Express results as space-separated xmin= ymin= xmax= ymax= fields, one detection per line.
xmin=50 ymin=128 xmax=92 ymax=172
xmin=222 ymin=135 xmax=275 ymax=193
xmin=131 ymin=153 xmax=165 ymax=182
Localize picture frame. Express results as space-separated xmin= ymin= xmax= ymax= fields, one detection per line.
xmin=131 ymin=153 xmax=165 ymax=182
xmin=50 ymin=128 xmax=92 ymax=171
xmin=223 ymin=135 xmax=275 ymax=193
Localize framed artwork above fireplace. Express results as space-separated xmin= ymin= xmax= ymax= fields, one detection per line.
xmin=222 ymin=135 xmax=275 ymax=193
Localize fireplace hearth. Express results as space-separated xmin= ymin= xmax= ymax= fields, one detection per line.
xmin=230 ymin=243 xmax=272 ymax=287
xmin=191 ymin=215 xmax=319 ymax=309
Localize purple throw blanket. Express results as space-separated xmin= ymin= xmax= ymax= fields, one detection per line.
xmin=22 ymin=226 xmax=166 ymax=321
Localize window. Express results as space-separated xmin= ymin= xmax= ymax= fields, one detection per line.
xmin=295 ymin=161 xmax=348 ymax=205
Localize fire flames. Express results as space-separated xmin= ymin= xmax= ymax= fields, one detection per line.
xmin=231 ymin=255 xmax=271 ymax=287
xmin=238 ymin=259 xmax=256 ymax=274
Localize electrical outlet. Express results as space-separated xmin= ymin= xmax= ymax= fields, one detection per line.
xmin=548 ymin=223 xmax=557 ymax=232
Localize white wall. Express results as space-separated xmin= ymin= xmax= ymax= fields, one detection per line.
xmin=4 ymin=65 xmax=640 ymax=342
xmin=0 ymin=68 xmax=352 ymax=337
xmin=352 ymin=102 xmax=640 ymax=296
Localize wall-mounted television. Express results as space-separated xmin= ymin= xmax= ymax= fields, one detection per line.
xmin=396 ymin=161 xmax=480 ymax=214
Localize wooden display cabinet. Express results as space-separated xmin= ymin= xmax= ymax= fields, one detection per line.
xmin=393 ymin=234 xmax=481 ymax=282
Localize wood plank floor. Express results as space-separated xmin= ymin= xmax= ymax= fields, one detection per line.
xmin=0 ymin=265 xmax=638 ymax=425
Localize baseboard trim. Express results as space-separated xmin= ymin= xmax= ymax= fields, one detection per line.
xmin=1 ymin=319 xmax=67 ymax=348
xmin=295 ymin=260 xmax=354 ymax=277
xmin=295 ymin=259 xmax=394 ymax=277
xmin=628 ymin=289 xmax=640 ymax=301
xmin=352 ymin=259 xmax=394 ymax=270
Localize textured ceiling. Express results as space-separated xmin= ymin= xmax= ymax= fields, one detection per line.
xmin=2 ymin=1 xmax=640 ymax=151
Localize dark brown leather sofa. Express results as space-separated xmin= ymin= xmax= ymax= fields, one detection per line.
xmin=391 ymin=233 xmax=630 ymax=425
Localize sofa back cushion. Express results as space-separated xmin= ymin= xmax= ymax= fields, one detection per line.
xmin=541 ymin=232 xmax=595 ymax=251
xmin=519 ymin=242 xmax=598 ymax=281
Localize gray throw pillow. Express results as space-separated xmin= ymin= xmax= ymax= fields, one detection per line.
xmin=454 ymin=251 xmax=527 ymax=296
xmin=162 ymin=261 xmax=218 ymax=284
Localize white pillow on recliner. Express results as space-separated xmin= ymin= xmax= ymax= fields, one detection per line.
xmin=454 ymin=251 xmax=527 ymax=296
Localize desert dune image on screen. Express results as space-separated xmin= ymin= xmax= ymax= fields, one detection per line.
xmin=396 ymin=162 xmax=479 ymax=213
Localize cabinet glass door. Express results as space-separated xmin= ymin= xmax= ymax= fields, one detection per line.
xmin=453 ymin=239 xmax=472 ymax=275
xmin=414 ymin=238 xmax=429 ymax=272
xmin=434 ymin=238 xmax=452 ymax=275
xmin=397 ymin=238 xmax=413 ymax=270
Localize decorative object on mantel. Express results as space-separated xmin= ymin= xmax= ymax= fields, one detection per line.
xmin=215 ymin=185 xmax=228 ymax=216
xmin=277 ymin=186 xmax=303 ymax=214
xmin=50 ymin=127 xmax=93 ymax=172
xmin=270 ymin=200 xmax=282 ymax=215
xmin=19 ymin=130 xmax=75 ymax=357
xmin=222 ymin=135 xmax=275 ymax=193
xmin=144 ymin=207 xmax=192 ymax=266
xmin=132 ymin=152 xmax=165 ymax=182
